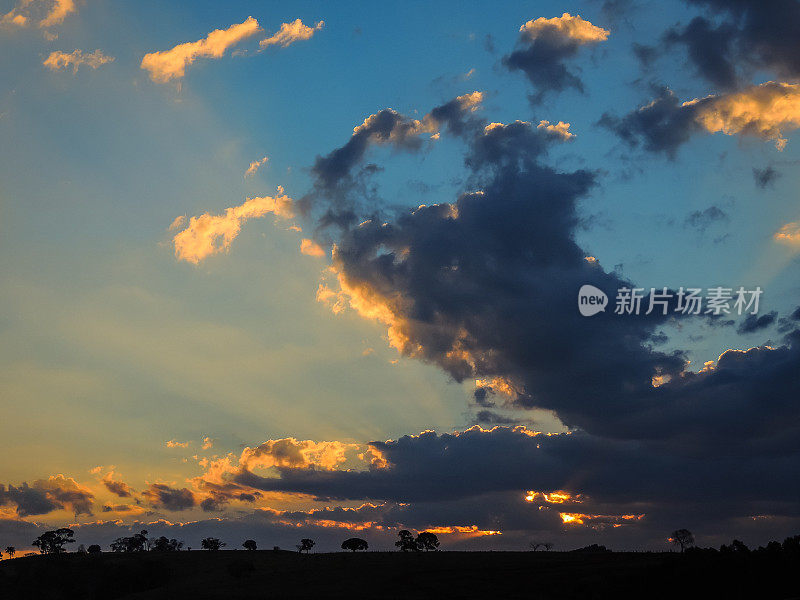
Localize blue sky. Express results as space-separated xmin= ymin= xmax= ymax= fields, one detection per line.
xmin=1 ymin=0 xmax=800 ymax=553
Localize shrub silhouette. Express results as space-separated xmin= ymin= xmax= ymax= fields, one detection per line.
xmin=242 ymin=539 xmax=257 ymax=551
xmin=87 ymin=544 xmax=101 ymax=554
xmin=4 ymin=546 xmax=15 ymax=557
xmin=341 ymin=538 xmax=368 ymax=552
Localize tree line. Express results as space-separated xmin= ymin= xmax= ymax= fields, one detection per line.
xmin=3 ymin=526 xmax=799 ymax=558
xmin=1 ymin=527 xmax=443 ymax=557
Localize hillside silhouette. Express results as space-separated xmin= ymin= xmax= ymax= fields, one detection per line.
xmin=2 ymin=547 xmax=799 ymax=599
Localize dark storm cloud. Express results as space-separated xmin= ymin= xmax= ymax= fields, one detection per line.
xmin=300 ymin=92 xmax=484 ymax=231
xmin=599 ymin=81 xmax=800 ymax=155
xmin=667 ymin=0 xmax=800 ymax=87
xmin=753 ymin=166 xmax=780 ymax=189
xmin=301 ymin=94 xmax=800 ymax=457
xmin=0 ymin=477 xmax=94 ymax=517
xmin=142 ymin=483 xmax=196 ymax=512
xmin=0 ymin=484 xmax=60 ymax=517
xmin=738 ymin=311 xmax=777 ymax=334
xmin=323 ymin=117 xmax=700 ymax=438
xmin=230 ymin=425 xmax=800 ymax=527
xmin=501 ymin=14 xmax=609 ymax=104
xmin=256 ymin=67 xmax=800 ymax=544
xmin=597 ymin=87 xmax=701 ymax=157
xmin=663 ymin=17 xmax=740 ymax=89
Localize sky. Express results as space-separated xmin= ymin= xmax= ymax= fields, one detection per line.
xmin=1 ymin=0 xmax=800 ymax=554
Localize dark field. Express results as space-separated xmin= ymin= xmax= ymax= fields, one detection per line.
xmin=1 ymin=550 xmax=798 ymax=599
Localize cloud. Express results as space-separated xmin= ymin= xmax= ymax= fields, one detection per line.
xmin=753 ymin=166 xmax=781 ymax=189
xmin=244 ymin=156 xmax=268 ymax=178
xmin=172 ymin=187 xmax=294 ymax=264
xmin=39 ymin=0 xmax=74 ymax=28
xmin=599 ymin=82 xmax=800 ymax=156
xmin=142 ymin=483 xmax=196 ymax=512
xmin=2 ymin=0 xmax=76 ymax=28
xmin=219 ymin=424 xmax=800 ymax=539
xmin=774 ymin=222 xmax=800 ymax=247
xmin=260 ymin=18 xmax=324 ymax=49
xmin=141 ymin=17 xmax=261 ymax=83
xmin=43 ymin=49 xmax=114 ymax=72
xmin=201 ymin=437 xmax=214 ymax=451
xmin=168 ymin=215 xmax=186 ymax=231
xmin=684 ymin=205 xmax=728 ymax=232
xmin=502 ymin=13 xmax=609 ymax=103
xmin=737 ymin=311 xmax=777 ymax=334
xmin=166 ymin=439 xmax=189 ymax=449
xmin=664 ymin=0 xmax=800 ymax=88
xmin=102 ymin=472 xmax=133 ymax=498
xmin=300 ymin=238 xmax=326 ymax=257
xmin=239 ymin=438 xmax=356 ymax=471
xmin=301 ymin=93 xmax=484 ymax=229
xmin=294 ymin=84 xmax=800 ymax=488
xmin=0 ymin=476 xmax=93 ymax=517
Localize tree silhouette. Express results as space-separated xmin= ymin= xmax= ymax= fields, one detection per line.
xmin=417 ymin=531 xmax=440 ymax=551
xmin=242 ymin=539 xmax=257 ymax=551
xmin=395 ymin=530 xmax=420 ymax=552
xmin=201 ymin=537 xmax=226 ymax=551
xmin=670 ymin=529 xmax=694 ymax=553
xmin=4 ymin=546 xmax=14 ymax=557
xmin=151 ymin=536 xmax=184 ymax=552
xmin=530 ymin=541 xmax=553 ymax=551
xmin=297 ymin=538 xmax=315 ymax=553
xmin=341 ymin=538 xmax=368 ymax=552
xmin=87 ymin=545 xmax=101 ymax=554
xmin=110 ymin=530 xmax=149 ymax=552
xmin=32 ymin=528 xmax=75 ymax=554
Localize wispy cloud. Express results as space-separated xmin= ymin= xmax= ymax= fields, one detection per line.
xmin=39 ymin=0 xmax=74 ymax=28
xmin=774 ymin=222 xmax=800 ymax=246
xmin=43 ymin=49 xmax=114 ymax=72
xmin=260 ymin=18 xmax=324 ymax=49
xmin=2 ymin=0 xmax=76 ymax=28
xmin=244 ymin=156 xmax=269 ymax=178
xmin=172 ymin=188 xmax=294 ymax=264
xmin=141 ymin=17 xmax=261 ymax=83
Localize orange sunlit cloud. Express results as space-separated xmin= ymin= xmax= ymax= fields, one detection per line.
xmin=260 ymin=18 xmax=324 ymax=49
xmin=520 ymin=13 xmax=610 ymax=44
xmin=525 ymin=490 xmax=582 ymax=504
xmin=300 ymin=238 xmax=326 ymax=257
xmin=559 ymin=513 xmax=645 ymax=528
xmin=774 ymin=221 xmax=800 ymax=247
xmin=688 ymin=82 xmax=800 ymax=150
xmin=43 ymin=49 xmax=114 ymax=72
xmin=172 ymin=188 xmax=293 ymax=264
xmin=141 ymin=17 xmax=261 ymax=83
